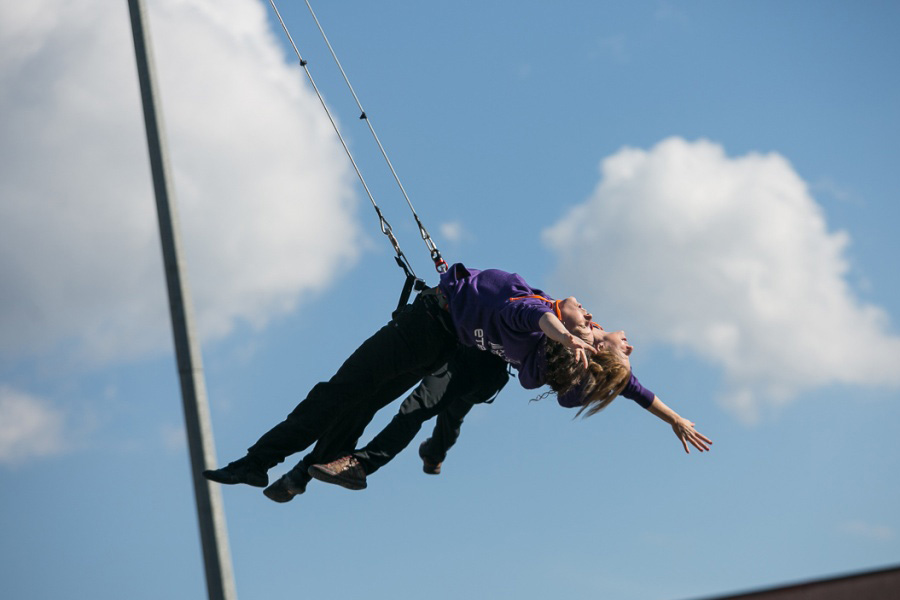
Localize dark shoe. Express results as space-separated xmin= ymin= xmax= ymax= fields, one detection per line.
xmin=203 ymin=456 xmax=268 ymax=488
xmin=419 ymin=440 xmax=443 ymax=475
xmin=308 ymin=455 xmax=367 ymax=490
xmin=263 ymin=469 xmax=310 ymax=503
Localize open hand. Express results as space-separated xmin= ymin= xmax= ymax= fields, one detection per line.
xmin=671 ymin=417 xmax=712 ymax=454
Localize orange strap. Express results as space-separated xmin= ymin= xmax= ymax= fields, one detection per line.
xmin=508 ymin=294 xmax=562 ymax=320
xmin=510 ymin=295 xmax=608 ymax=332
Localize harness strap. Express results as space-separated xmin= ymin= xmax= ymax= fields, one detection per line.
xmin=394 ymin=257 xmax=428 ymax=315
xmin=509 ymin=294 xmax=562 ymax=320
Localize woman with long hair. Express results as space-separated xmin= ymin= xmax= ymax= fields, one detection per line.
xmin=204 ymin=263 xmax=710 ymax=492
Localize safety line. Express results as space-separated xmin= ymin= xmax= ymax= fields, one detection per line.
xmin=303 ymin=1 xmax=447 ymax=273
xmin=268 ymin=0 xmax=417 ymax=278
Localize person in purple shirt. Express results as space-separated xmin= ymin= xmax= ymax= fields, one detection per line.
xmin=308 ymin=282 xmax=711 ymax=491
xmin=204 ymin=263 xmax=710 ymax=491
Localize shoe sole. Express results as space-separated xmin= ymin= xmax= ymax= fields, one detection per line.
xmin=307 ymin=465 xmax=367 ymax=490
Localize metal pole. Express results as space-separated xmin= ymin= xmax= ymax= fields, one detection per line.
xmin=126 ymin=2 xmax=238 ymax=599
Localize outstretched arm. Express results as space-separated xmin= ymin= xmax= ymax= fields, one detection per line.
xmin=646 ymin=396 xmax=712 ymax=454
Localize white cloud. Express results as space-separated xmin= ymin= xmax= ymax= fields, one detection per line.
xmin=543 ymin=137 xmax=900 ymax=422
xmin=0 ymin=386 xmax=66 ymax=465
xmin=439 ymin=220 xmax=466 ymax=243
xmin=0 ymin=0 xmax=361 ymax=365
xmin=840 ymin=520 xmax=895 ymax=541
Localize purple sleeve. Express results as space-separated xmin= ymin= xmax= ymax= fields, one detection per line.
xmin=556 ymin=387 xmax=583 ymax=408
xmin=500 ymin=299 xmax=553 ymax=333
xmin=621 ymin=372 xmax=655 ymax=409
xmin=556 ymin=371 xmax=655 ymax=409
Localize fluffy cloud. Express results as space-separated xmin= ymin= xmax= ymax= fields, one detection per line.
xmin=0 ymin=0 xmax=360 ymax=365
xmin=439 ymin=220 xmax=467 ymax=244
xmin=840 ymin=520 xmax=895 ymax=542
xmin=0 ymin=386 xmax=66 ymax=465
xmin=544 ymin=137 xmax=900 ymax=422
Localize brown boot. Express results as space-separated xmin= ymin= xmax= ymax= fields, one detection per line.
xmin=308 ymin=455 xmax=367 ymax=490
xmin=263 ymin=467 xmax=310 ymax=503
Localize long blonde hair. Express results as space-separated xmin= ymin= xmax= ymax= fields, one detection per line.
xmin=542 ymin=338 xmax=631 ymax=417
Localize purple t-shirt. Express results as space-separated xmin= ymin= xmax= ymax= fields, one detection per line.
xmin=438 ymin=263 xmax=656 ymax=408
xmin=439 ymin=264 xmax=554 ymax=389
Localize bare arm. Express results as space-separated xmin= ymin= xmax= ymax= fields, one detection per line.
xmin=646 ymin=396 xmax=713 ymax=454
xmin=538 ymin=312 xmax=595 ymax=368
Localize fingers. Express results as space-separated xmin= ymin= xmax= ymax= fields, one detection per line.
xmin=575 ymin=347 xmax=589 ymax=369
xmin=689 ymin=436 xmax=710 ymax=452
xmin=686 ymin=429 xmax=712 ymax=452
xmin=676 ymin=421 xmax=713 ymax=454
xmin=569 ymin=334 xmax=596 ymax=355
xmin=688 ymin=424 xmax=713 ymax=451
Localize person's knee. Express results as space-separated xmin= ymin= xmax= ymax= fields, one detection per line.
xmin=397 ymin=402 xmax=441 ymax=422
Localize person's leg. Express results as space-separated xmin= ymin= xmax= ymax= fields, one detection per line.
xmin=418 ymin=396 xmax=475 ymax=475
xmin=263 ymin=378 xmax=413 ymax=502
xmin=349 ymin=361 xmax=453 ymax=474
xmin=314 ymin=347 xmax=508 ymax=485
xmin=419 ymin=350 xmax=509 ymax=474
xmin=304 ymin=362 xmax=455 ymax=490
xmin=205 ymin=295 xmax=455 ymax=487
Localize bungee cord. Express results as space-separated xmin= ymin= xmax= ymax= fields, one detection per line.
xmin=268 ymin=0 xmax=417 ymax=280
xmin=268 ymin=0 xmax=447 ymax=278
xmin=302 ymin=0 xmax=447 ymax=274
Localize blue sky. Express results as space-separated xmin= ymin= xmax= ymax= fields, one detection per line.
xmin=1 ymin=1 xmax=898 ymax=599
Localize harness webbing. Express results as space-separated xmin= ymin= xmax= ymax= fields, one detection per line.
xmin=509 ymin=294 xmax=563 ymax=320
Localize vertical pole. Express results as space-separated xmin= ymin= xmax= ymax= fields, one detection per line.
xmin=126 ymin=2 xmax=238 ymax=599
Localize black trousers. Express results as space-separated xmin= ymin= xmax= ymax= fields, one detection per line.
xmin=247 ymin=292 xmax=457 ymax=468
xmin=417 ymin=386 xmax=482 ymax=466
xmin=279 ymin=344 xmax=509 ymax=479
xmin=353 ymin=346 xmax=508 ymax=473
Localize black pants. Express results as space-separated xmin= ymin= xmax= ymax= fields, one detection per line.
xmin=280 ymin=345 xmax=508 ymax=479
xmin=354 ymin=346 xmax=508 ymax=473
xmin=247 ymin=292 xmax=457 ymax=468
xmin=417 ymin=386 xmax=482 ymax=466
